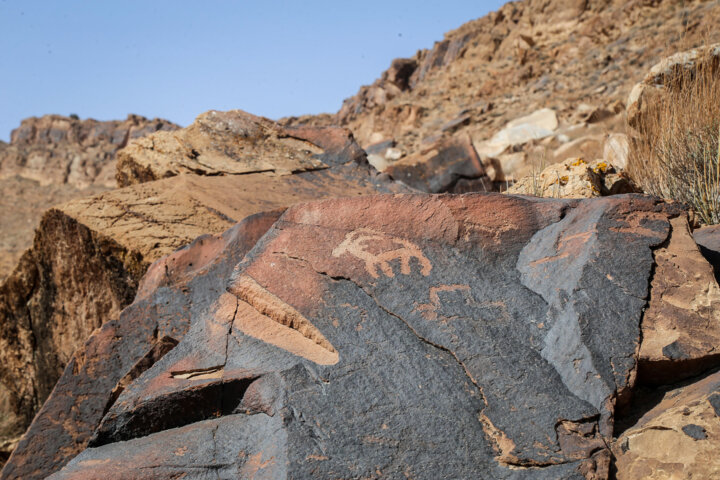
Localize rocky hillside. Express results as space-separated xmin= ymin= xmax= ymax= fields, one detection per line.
xmin=285 ymin=0 xmax=720 ymax=191
xmin=0 ymin=115 xmax=178 ymax=282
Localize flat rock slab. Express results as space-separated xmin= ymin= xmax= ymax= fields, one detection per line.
xmin=14 ymin=193 xmax=716 ymax=480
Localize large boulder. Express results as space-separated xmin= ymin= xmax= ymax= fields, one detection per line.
xmin=116 ymin=109 xmax=367 ymax=186
xmin=2 ymin=210 xmax=283 ymax=479
xmin=0 ymin=110 xmax=404 ymax=464
xmin=10 ymin=193 xmax=720 ymax=479
xmin=384 ymin=135 xmax=491 ymax=193
xmin=474 ymin=108 xmax=558 ymax=158
xmin=506 ymin=158 xmax=634 ymax=198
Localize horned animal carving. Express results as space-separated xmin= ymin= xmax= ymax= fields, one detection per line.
xmin=332 ymin=228 xmax=432 ymax=279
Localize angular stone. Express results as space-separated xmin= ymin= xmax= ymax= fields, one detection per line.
xmin=15 ymin=193 xmax=700 ymax=480
xmin=639 ymin=214 xmax=720 ymax=384
xmin=0 ymin=115 xmax=178 ymax=282
xmin=613 ymin=370 xmax=720 ymax=479
xmin=475 ymin=108 xmax=558 ymax=158
xmin=0 ymin=145 xmax=402 ymax=464
xmin=385 ymin=135 xmax=490 ymax=193
xmin=506 ymin=158 xmax=634 ymax=198
xmin=2 ymin=211 xmax=283 ymax=479
xmin=603 ymin=133 xmax=629 ymax=170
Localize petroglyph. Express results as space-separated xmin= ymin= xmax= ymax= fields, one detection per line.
xmin=332 ymin=228 xmax=432 ymax=279
xmin=415 ymin=285 xmax=472 ymax=321
xmin=414 ymin=285 xmax=511 ymax=326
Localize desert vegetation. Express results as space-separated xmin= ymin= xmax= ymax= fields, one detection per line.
xmin=628 ymin=45 xmax=720 ymax=224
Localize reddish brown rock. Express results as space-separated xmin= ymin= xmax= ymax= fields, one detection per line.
xmin=0 ymin=115 xmax=178 ymax=282
xmin=12 ymin=193 xmax=720 ymax=480
xmin=385 ymin=134 xmax=491 ymax=193
xmin=2 ymin=211 xmax=283 ymax=479
xmin=639 ymin=214 xmax=720 ymax=384
xmin=0 ymin=110 xmax=405 ymax=466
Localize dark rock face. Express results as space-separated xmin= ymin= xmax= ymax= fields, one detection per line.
xmin=2 ymin=210 xmax=283 ymax=479
xmin=6 ymin=193 xmax=701 ymax=480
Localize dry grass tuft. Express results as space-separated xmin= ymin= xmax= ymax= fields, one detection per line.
xmin=627 ymin=47 xmax=720 ymax=224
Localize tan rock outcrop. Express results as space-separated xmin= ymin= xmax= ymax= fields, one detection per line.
xmin=627 ymin=43 xmax=720 ymax=129
xmin=614 ymin=370 xmax=720 ymax=479
xmin=1 ymin=114 xmax=178 ymax=189
xmin=639 ymin=214 xmax=720 ymax=384
xmin=116 ymin=109 xmax=366 ymax=186
xmin=284 ymin=0 xmax=720 ymax=193
xmin=0 ymin=115 xmax=178 ymax=282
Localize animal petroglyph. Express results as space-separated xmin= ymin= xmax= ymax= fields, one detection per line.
xmin=415 ymin=285 xmax=472 ymax=321
xmin=415 ymin=285 xmax=510 ymax=325
xmin=332 ymin=228 xmax=432 ymax=279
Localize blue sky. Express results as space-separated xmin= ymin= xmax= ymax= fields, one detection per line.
xmin=0 ymin=1 xmax=507 ymax=141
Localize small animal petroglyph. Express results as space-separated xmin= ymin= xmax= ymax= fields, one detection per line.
xmin=332 ymin=228 xmax=432 ymax=279
xmin=415 ymin=285 xmax=472 ymax=321
xmin=415 ymin=284 xmax=509 ymax=324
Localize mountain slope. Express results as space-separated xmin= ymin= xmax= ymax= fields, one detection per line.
xmin=285 ymin=0 xmax=720 ymax=187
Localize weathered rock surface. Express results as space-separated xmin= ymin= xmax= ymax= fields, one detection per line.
xmin=613 ymin=369 xmax=720 ymax=479
xmin=639 ymin=215 xmax=720 ymax=384
xmin=0 ymin=115 xmax=178 ymax=282
xmin=11 ymin=193 xmax=720 ymax=479
xmin=1 ymin=114 xmax=178 ymax=188
xmin=384 ymin=134 xmax=491 ymax=193
xmin=0 ymin=177 xmax=107 ymax=284
xmin=475 ymin=108 xmax=558 ymax=158
xmin=0 ymin=111 xmax=403 ymax=465
xmin=116 ymin=109 xmax=366 ymax=186
xmin=3 ymin=210 xmax=283 ymax=479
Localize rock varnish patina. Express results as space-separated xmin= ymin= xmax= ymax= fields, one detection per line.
xmin=6 ymin=193 xmax=709 ymax=480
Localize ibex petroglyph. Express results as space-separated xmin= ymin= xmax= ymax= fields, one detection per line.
xmin=332 ymin=228 xmax=432 ymax=279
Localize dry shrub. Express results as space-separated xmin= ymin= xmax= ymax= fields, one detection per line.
xmin=628 ymin=46 xmax=720 ymax=224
